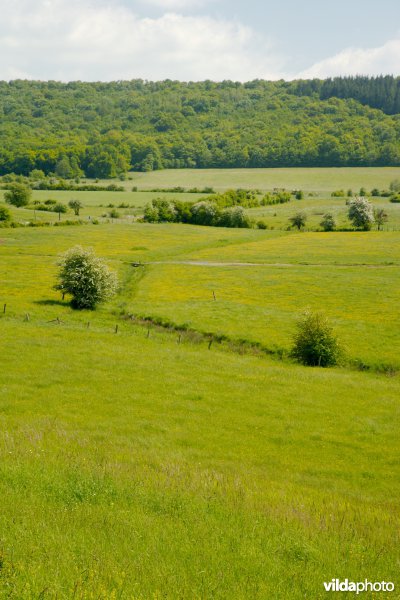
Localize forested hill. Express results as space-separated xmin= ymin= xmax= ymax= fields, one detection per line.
xmin=1 ymin=76 xmax=400 ymax=177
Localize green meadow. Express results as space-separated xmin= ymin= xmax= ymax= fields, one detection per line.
xmin=126 ymin=167 xmax=400 ymax=193
xmin=1 ymin=171 xmax=400 ymax=598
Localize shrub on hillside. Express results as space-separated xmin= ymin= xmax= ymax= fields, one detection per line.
xmin=291 ymin=311 xmax=342 ymax=367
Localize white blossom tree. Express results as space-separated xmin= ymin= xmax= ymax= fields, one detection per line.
xmin=348 ymin=197 xmax=375 ymax=230
xmin=55 ymin=246 xmax=118 ymax=309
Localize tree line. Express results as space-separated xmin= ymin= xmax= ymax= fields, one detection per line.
xmin=0 ymin=78 xmax=399 ymax=178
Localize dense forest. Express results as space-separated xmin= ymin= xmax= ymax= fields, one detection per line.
xmin=0 ymin=76 xmax=399 ymax=177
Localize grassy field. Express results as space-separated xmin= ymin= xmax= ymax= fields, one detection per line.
xmin=1 ymin=174 xmax=399 ymax=597
xmin=0 ymin=190 xmax=206 ymax=224
xmin=126 ymin=167 xmax=400 ymax=193
xmin=249 ymin=194 xmax=400 ymax=230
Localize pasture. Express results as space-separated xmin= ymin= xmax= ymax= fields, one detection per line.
xmin=1 ymin=171 xmax=399 ymax=598
xmin=126 ymin=166 xmax=400 ymax=193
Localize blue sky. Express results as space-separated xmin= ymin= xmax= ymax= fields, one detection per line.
xmin=1 ymin=0 xmax=399 ymax=81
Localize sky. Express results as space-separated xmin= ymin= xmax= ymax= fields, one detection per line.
xmin=1 ymin=0 xmax=399 ymax=82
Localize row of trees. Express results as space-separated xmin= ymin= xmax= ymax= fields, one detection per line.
xmin=4 ymin=184 xmax=84 ymax=218
xmin=289 ymin=197 xmax=388 ymax=231
xmin=290 ymin=75 xmax=400 ymax=115
xmin=144 ymin=198 xmax=251 ymax=228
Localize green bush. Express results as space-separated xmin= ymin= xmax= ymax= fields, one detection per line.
xmin=4 ymin=183 xmax=32 ymax=207
xmin=320 ymin=213 xmax=336 ymax=231
xmin=0 ymin=205 xmax=12 ymax=222
xmin=289 ymin=212 xmax=307 ymax=230
xmin=291 ymin=311 xmax=342 ymax=367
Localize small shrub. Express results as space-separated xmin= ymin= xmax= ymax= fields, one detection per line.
xmin=320 ymin=213 xmax=336 ymax=231
xmin=389 ymin=179 xmax=400 ymax=193
xmin=0 ymin=205 xmax=12 ymax=222
xmin=4 ymin=183 xmax=32 ymax=207
xmin=289 ymin=212 xmax=307 ymax=230
xmin=374 ymin=208 xmax=388 ymax=230
xmin=291 ymin=311 xmax=341 ymax=367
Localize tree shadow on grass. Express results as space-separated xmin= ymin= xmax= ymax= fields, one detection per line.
xmin=34 ymin=299 xmax=69 ymax=307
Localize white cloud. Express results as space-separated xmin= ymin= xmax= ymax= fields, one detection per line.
xmin=140 ymin=0 xmax=209 ymax=9
xmin=0 ymin=0 xmax=286 ymax=81
xmin=298 ymin=38 xmax=400 ymax=79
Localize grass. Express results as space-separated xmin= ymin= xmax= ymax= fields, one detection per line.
xmin=0 ymin=190 xmax=399 ymax=597
xmin=126 ymin=167 xmax=400 ymax=193
xmin=1 ymin=319 xmax=399 ymax=598
xmin=0 ymin=190 xmax=206 ymax=224
xmin=250 ymin=194 xmax=400 ymax=230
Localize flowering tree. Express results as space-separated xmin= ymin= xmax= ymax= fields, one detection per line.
xmin=55 ymin=246 xmax=118 ymax=309
xmin=348 ymin=197 xmax=375 ymax=230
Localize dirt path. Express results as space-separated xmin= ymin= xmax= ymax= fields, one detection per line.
xmin=145 ymin=260 xmax=398 ymax=268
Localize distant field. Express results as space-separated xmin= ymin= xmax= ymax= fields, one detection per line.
xmin=249 ymin=195 xmax=400 ymax=230
xmin=2 ymin=181 xmax=399 ymax=231
xmin=1 ymin=185 xmax=399 ymax=597
xmin=127 ymin=167 xmax=400 ymax=192
xmin=0 ymin=190 xmax=205 ymax=223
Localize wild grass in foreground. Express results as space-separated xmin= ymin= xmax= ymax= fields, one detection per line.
xmin=0 ymin=220 xmax=399 ymax=598
xmin=0 ymin=319 xmax=399 ymax=599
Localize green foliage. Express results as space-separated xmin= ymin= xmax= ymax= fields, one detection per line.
xmin=108 ymin=208 xmax=121 ymax=219
xmin=68 ymin=199 xmax=83 ymax=215
xmin=320 ymin=213 xmax=336 ymax=231
xmin=0 ymin=205 xmax=11 ymax=222
xmin=55 ymin=246 xmax=118 ymax=309
xmin=261 ymin=191 xmax=291 ymax=205
xmin=291 ymin=75 xmax=400 ymax=115
xmin=4 ymin=183 xmax=32 ymax=207
xmin=142 ymin=190 xmax=256 ymax=229
xmin=389 ymin=179 xmax=400 ymax=192
xmin=291 ymin=311 xmax=342 ymax=367
xmin=331 ymin=189 xmax=346 ymax=197
xmin=0 ymin=78 xmax=399 ymax=178
xmin=374 ymin=208 xmax=388 ymax=230
xmin=289 ymin=212 xmax=307 ymax=230
xmin=348 ymin=197 xmax=375 ymax=230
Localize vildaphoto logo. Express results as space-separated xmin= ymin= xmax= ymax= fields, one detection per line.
xmin=324 ymin=579 xmax=395 ymax=594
